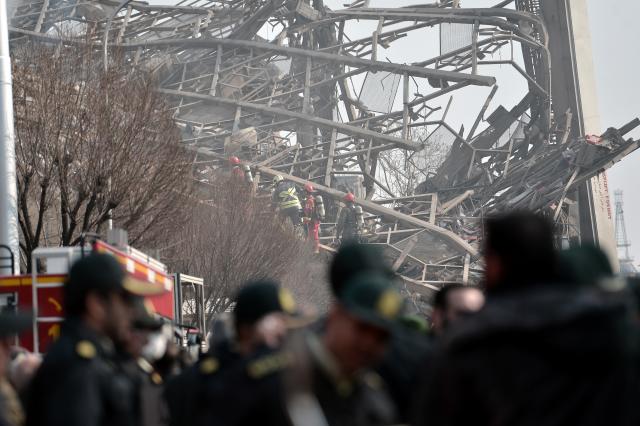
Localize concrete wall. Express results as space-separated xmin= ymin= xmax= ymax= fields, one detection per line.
xmin=541 ymin=0 xmax=618 ymax=270
xmin=567 ymin=0 xmax=618 ymax=271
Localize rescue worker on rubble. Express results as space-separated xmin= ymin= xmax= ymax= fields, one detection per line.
xmin=272 ymin=175 xmax=303 ymax=227
xmin=303 ymin=183 xmax=323 ymax=254
xmin=336 ymin=192 xmax=360 ymax=244
xmin=229 ymin=156 xmax=244 ymax=180
xmin=26 ymin=253 xmax=159 ymax=426
xmin=283 ymin=272 xmax=402 ymax=426
xmin=164 ymin=280 xmax=297 ymax=426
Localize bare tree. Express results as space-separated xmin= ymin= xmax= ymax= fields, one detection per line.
xmin=12 ymin=42 xmax=191 ymax=270
xmin=377 ymin=127 xmax=451 ymax=197
xmin=167 ymin=175 xmax=318 ymax=319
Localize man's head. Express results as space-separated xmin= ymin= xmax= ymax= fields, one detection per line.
xmin=484 ymin=211 xmax=558 ymax=291
xmin=124 ymin=298 xmax=164 ymax=358
xmin=431 ymin=284 xmax=485 ymax=335
xmin=557 ymin=244 xmax=613 ymax=286
xmin=324 ymin=273 xmax=403 ymax=377
xmin=64 ymin=253 xmax=152 ymax=345
xmin=329 ymin=242 xmax=394 ymax=298
xmin=233 ymin=280 xmax=296 ymax=354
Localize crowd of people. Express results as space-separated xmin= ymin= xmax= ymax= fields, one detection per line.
xmin=0 ymin=210 xmax=639 ymax=426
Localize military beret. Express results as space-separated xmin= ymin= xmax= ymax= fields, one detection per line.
xmin=339 ymin=272 xmax=404 ymax=330
xmin=330 ymin=242 xmax=394 ymax=298
xmin=233 ymin=280 xmax=296 ymax=326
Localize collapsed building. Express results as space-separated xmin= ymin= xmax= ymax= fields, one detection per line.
xmin=8 ymin=0 xmax=640 ymax=302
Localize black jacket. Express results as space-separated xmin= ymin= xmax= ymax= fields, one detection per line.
xmin=416 ymin=283 xmax=640 ymax=426
xmin=26 ymin=320 xmax=136 ymax=426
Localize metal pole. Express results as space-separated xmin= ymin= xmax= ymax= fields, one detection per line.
xmin=103 ymin=0 xmax=132 ymax=230
xmin=0 ymin=0 xmax=18 ymax=275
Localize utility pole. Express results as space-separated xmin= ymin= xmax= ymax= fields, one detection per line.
xmin=614 ymin=190 xmax=636 ymax=275
xmin=0 ymin=0 xmax=18 ymax=275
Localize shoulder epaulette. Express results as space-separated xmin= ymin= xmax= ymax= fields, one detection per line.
xmin=199 ymin=357 xmax=219 ymax=375
xmin=361 ymin=371 xmax=384 ymax=391
xmin=75 ymin=340 xmax=96 ymax=360
xmin=246 ymin=352 xmax=291 ymax=379
xmin=137 ymin=358 xmax=154 ymax=374
xmin=151 ymin=372 xmax=163 ymax=385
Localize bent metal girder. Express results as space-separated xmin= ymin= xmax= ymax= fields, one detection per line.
xmin=7 ymin=0 xmax=639 ymax=294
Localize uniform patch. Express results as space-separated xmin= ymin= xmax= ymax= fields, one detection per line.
xmin=247 ymin=352 xmax=291 ymax=379
xmin=151 ymin=372 xmax=163 ymax=385
xmin=376 ymin=290 xmax=401 ymax=319
xmin=76 ymin=341 xmax=96 ymax=359
xmin=336 ymin=379 xmax=353 ymax=397
xmin=362 ymin=372 xmax=383 ymax=390
xmin=278 ymin=289 xmax=296 ymax=314
xmin=200 ymin=358 xmax=219 ymax=375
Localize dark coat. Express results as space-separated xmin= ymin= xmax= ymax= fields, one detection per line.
xmin=284 ymin=332 xmax=396 ymax=426
xmin=26 ymin=320 xmax=136 ymax=426
xmin=415 ymin=284 xmax=640 ymax=426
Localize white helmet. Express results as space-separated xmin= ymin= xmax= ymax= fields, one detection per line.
xmin=273 ymin=175 xmax=284 ymax=185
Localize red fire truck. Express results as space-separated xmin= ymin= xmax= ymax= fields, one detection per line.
xmin=0 ymin=238 xmax=206 ymax=353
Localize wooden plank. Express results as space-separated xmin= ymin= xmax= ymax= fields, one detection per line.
xmin=462 ymin=254 xmax=470 ymax=284
xmin=303 ymin=57 xmax=312 ymax=114
xmin=467 ymin=84 xmax=498 ymax=141
xmin=552 ymin=168 xmax=579 ymax=222
xmin=392 ymin=235 xmax=419 ymax=272
xmin=440 ymin=190 xmax=474 ymax=214
xmin=209 ymin=47 xmax=223 ymax=96
xmin=34 ymin=0 xmax=49 ymax=33
xmin=430 ymin=193 xmax=438 ymax=225
xmin=402 ymin=73 xmax=409 ymax=139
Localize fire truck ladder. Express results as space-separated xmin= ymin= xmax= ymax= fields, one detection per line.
xmin=31 ymin=248 xmax=78 ymax=353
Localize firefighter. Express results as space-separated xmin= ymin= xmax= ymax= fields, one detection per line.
xmin=229 ymin=156 xmax=244 ymax=180
xmin=26 ymin=254 xmax=158 ymax=426
xmin=336 ymin=192 xmax=360 ymax=244
xmin=272 ymin=175 xmax=303 ymax=227
xmin=303 ymin=183 xmax=324 ymax=254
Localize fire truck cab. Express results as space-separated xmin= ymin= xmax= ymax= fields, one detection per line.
xmin=0 ymin=234 xmax=206 ymax=354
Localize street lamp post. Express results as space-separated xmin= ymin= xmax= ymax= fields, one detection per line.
xmin=0 ymin=0 xmax=19 ymax=275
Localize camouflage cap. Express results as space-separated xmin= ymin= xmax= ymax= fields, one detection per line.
xmin=339 ymin=272 xmax=404 ymax=330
